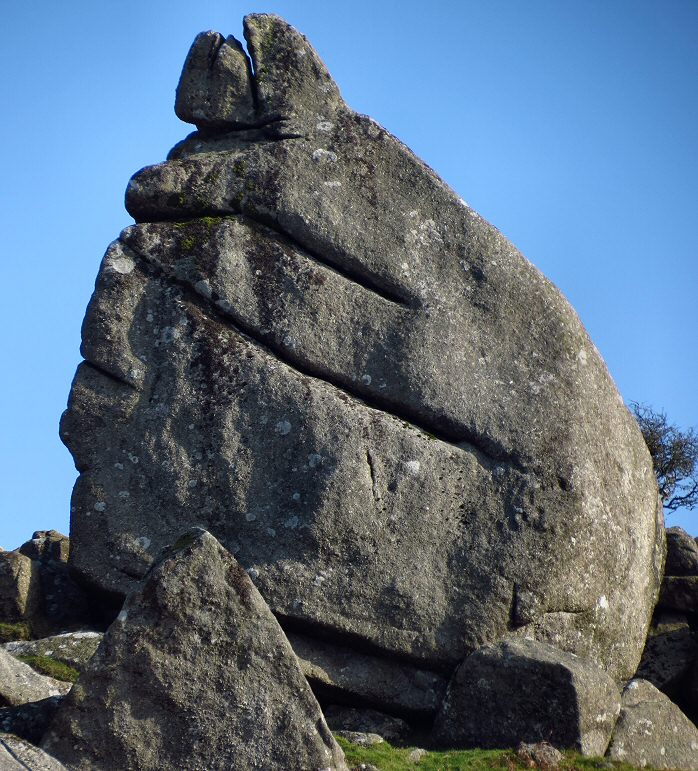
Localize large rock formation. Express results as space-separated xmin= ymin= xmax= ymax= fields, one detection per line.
xmin=42 ymin=528 xmax=346 ymax=771
xmin=60 ymin=13 xmax=663 ymax=681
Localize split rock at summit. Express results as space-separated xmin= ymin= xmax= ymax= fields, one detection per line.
xmin=41 ymin=528 xmax=347 ymax=771
xmin=61 ymin=12 xmax=663 ymax=681
xmin=430 ymin=637 xmax=621 ymax=755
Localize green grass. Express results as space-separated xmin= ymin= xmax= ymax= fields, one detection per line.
xmin=334 ymin=736 xmax=643 ymax=771
xmin=18 ymin=655 xmax=80 ymax=683
xmin=0 ymin=621 xmax=30 ymax=643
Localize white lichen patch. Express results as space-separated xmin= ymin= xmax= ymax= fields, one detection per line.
xmin=107 ymin=254 xmax=135 ymax=274
xmin=117 ymin=610 xmax=128 ymax=623
xmin=275 ymin=419 xmax=292 ymax=436
xmin=134 ymin=536 xmax=151 ymax=550
xmin=284 ymin=516 xmax=300 ymax=529
xmin=578 ymin=349 xmax=588 ymax=365
xmin=94 ymin=501 xmax=107 ymax=512
xmin=316 ymin=120 xmax=333 ymax=132
xmin=323 ymin=180 xmax=342 ymax=188
xmin=245 ymin=512 xmax=256 ymax=522
xmin=597 ymin=595 xmax=609 ymax=610
xmin=194 ymin=279 xmax=212 ymax=299
xmin=307 ymin=453 xmax=323 ymax=468
xmin=311 ymin=148 xmax=338 ymax=164
xmin=404 ymin=460 xmax=421 ymax=476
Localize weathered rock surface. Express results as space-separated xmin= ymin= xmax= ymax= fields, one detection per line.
xmin=289 ymin=631 xmax=445 ymax=716
xmin=0 ymin=733 xmax=66 ymax=770
xmin=0 ymin=649 xmax=70 ymax=708
xmin=4 ymin=632 xmax=102 ymax=672
xmin=431 ymin=637 xmax=621 ymax=755
xmin=666 ymin=527 xmax=698 ymax=577
xmin=606 ymin=679 xmax=698 ymax=769
xmin=62 ymin=12 xmax=662 ymax=681
xmin=42 ymin=528 xmax=346 ymax=771
xmin=0 ymin=551 xmax=38 ymax=624
xmin=635 ymin=613 xmax=697 ymax=701
xmin=322 ymin=706 xmax=411 ymax=744
xmin=0 ymin=696 xmax=63 ymax=744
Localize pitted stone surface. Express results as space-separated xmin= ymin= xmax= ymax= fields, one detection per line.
xmin=431 ymin=637 xmax=620 ymax=755
xmin=41 ymin=529 xmax=346 ymax=771
xmin=62 ymin=13 xmax=662 ymax=681
xmin=606 ymin=679 xmax=698 ymax=770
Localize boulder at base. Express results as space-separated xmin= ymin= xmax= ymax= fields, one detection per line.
xmin=431 ymin=637 xmax=620 ymax=756
xmin=41 ymin=528 xmax=346 ymax=771
xmin=606 ymin=679 xmax=698 ymax=770
xmin=665 ymin=527 xmax=698 ymax=577
xmin=62 ymin=12 xmax=662 ymax=682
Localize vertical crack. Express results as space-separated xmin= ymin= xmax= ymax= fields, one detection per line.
xmin=365 ymin=448 xmax=380 ymax=504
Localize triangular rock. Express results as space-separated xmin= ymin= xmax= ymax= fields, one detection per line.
xmin=42 ymin=529 xmax=346 ymax=771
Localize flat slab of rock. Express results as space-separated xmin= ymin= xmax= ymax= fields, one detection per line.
xmin=42 ymin=528 xmax=346 ymax=771
xmin=4 ymin=632 xmax=102 ymax=672
xmin=666 ymin=527 xmax=698 ymax=576
xmin=0 ymin=649 xmax=71 ymax=708
xmin=635 ymin=613 xmax=697 ymax=700
xmin=63 ymin=12 xmax=662 ymax=682
xmin=658 ymin=575 xmax=698 ymax=613
xmin=431 ymin=637 xmax=620 ymax=755
xmin=0 ymin=733 xmax=66 ymax=770
xmin=606 ymin=679 xmax=698 ymax=769
xmin=289 ymin=631 xmax=445 ymax=716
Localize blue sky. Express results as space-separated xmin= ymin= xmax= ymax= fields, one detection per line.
xmin=1 ymin=1 xmax=696 ymax=549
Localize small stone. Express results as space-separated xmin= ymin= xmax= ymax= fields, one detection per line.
xmin=408 ymin=748 xmax=427 ymax=763
xmin=335 ymin=731 xmax=384 ymax=748
xmin=516 ymin=741 xmax=564 ymax=769
xmin=323 ymin=705 xmax=411 ymax=744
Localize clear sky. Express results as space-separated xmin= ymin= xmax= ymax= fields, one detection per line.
xmin=1 ymin=1 xmax=696 ymax=549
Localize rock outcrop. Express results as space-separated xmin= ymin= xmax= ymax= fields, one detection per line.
xmin=60 ymin=12 xmax=663 ymax=685
xmin=0 ymin=733 xmax=66 ymax=770
xmin=431 ymin=637 xmax=621 ymax=755
xmin=42 ymin=528 xmax=346 ymax=771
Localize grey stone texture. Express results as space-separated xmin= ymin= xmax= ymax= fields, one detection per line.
xmin=0 ymin=552 xmax=38 ymax=624
xmin=0 ymin=696 xmax=63 ymax=745
xmin=4 ymin=632 xmax=102 ymax=673
xmin=42 ymin=528 xmax=346 ymax=771
xmin=0 ymin=649 xmax=70 ymax=708
xmin=431 ymin=637 xmax=621 ymax=756
xmin=658 ymin=575 xmax=698 ymax=613
xmin=606 ymin=679 xmax=698 ymax=769
xmin=289 ymin=632 xmax=445 ymax=716
xmin=322 ymin=706 xmax=411 ymax=745
xmin=666 ymin=527 xmax=698 ymax=576
xmin=0 ymin=734 xmax=66 ymax=770
xmin=635 ymin=613 xmax=697 ymax=701
xmin=62 ymin=13 xmax=662 ymax=682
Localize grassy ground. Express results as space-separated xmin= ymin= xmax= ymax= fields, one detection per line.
xmin=18 ymin=654 xmax=80 ymax=683
xmin=335 ymin=736 xmax=642 ymax=771
xmin=0 ymin=621 xmax=30 ymax=643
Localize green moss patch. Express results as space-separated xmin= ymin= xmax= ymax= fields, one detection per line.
xmin=0 ymin=621 xmax=31 ymax=643
xmin=334 ymin=736 xmax=644 ymax=771
xmin=18 ymin=655 xmax=80 ymax=683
